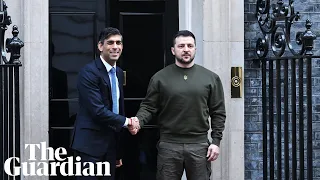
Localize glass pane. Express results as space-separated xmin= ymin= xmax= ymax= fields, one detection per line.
xmin=119 ymin=13 xmax=164 ymax=98
xmin=50 ymin=0 xmax=97 ymax=12
xmin=50 ymin=13 xmax=96 ymax=99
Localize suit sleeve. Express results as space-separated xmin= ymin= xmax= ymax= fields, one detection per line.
xmin=77 ymin=67 xmax=126 ymax=130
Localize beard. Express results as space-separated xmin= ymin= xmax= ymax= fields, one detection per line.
xmin=176 ymin=55 xmax=194 ymax=64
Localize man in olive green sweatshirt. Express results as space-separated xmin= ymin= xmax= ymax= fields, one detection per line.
xmin=130 ymin=30 xmax=226 ymax=180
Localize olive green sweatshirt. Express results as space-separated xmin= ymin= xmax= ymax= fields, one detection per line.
xmin=136 ymin=64 xmax=226 ymax=146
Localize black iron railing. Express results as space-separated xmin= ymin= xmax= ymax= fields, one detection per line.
xmin=249 ymin=0 xmax=318 ymax=179
xmin=0 ymin=1 xmax=24 ymax=179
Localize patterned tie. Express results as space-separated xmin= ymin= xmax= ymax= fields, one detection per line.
xmin=110 ymin=67 xmax=119 ymax=114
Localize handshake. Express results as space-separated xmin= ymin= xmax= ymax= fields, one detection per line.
xmin=127 ymin=117 xmax=140 ymax=135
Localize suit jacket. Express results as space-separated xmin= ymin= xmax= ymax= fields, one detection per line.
xmin=70 ymin=58 xmax=126 ymax=159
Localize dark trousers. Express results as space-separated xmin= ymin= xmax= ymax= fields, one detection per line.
xmin=74 ymin=150 xmax=116 ymax=180
xmin=156 ymin=141 xmax=211 ymax=180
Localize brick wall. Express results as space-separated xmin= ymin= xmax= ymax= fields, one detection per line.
xmin=244 ymin=0 xmax=320 ymax=179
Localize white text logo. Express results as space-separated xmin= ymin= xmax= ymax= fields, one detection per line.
xmin=4 ymin=142 xmax=110 ymax=176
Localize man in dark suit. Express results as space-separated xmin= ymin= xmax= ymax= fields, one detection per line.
xmin=70 ymin=27 xmax=138 ymax=180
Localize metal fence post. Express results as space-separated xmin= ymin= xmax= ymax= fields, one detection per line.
xmin=252 ymin=0 xmax=318 ymax=179
xmin=0 ymin=1 xmax=23 ymax=179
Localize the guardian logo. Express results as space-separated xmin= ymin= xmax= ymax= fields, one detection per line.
xmin=4 ymin=142 xmax=111 ymax=176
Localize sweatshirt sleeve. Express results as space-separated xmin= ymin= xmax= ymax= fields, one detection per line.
xmin=136 ymin=77 xmax=160 ymax=127
xmin=208 ymin=75 xmax=226 ymax=147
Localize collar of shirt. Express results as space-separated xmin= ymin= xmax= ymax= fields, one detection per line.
xmin=100 ymin=55 xmax=116 ymax=72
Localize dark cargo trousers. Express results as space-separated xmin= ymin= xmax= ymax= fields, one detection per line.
xmin=156 ymin=141 xmax=212 ymax=180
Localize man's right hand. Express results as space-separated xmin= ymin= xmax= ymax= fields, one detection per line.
xmin=128 ymin=117 xmax=140 ymax=135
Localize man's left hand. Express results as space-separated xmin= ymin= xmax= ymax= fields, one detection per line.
xmin=206 ymin=144 xmax=220 ymax=161
xmin=116 ymin=159 xmax=123 ymax=168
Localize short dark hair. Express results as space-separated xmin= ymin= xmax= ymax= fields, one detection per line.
xmin=172 ymin=30 xmax=196 ymax=46
xmin=98 ymin=27 xmax=122 ymax=43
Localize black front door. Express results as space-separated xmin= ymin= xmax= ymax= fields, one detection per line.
xmin=49 ymin=0 xmax=178 ymax=179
